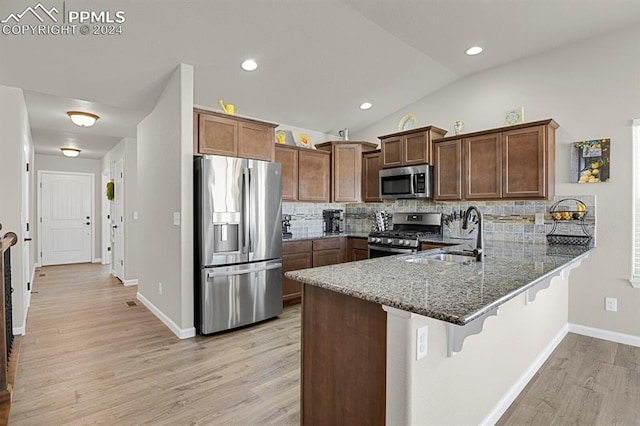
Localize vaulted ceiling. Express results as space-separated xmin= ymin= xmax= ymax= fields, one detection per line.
xmin=1 ymin=0 xmax=639 ymax=158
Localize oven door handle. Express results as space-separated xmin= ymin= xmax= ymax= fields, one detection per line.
xmin=368 ymin=244 xmax=416 ymax=254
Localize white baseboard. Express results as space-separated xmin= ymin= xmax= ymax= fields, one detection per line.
xmin=569 ymin=323 xmax=640 ymax=347
xmin=123 ymin=278 xmax=138 ymax=287
xmin=34 ymin=262 xmax=41 ymax=268
xmin=136 ymin=292 xmax=195 ymax=339
xmin=13 ymin=326 xmax=25 ymax=336
xmin=480 ymin=323 xmax=569 ymax=426
xmin=92 ymin=257 xmax=102 ymax=264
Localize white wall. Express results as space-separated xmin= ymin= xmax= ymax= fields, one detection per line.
xmin=137 ymin=63 xmax=194 ymax=337
xmin=0 ymin=85 xmax=35 ymax=334
xmin=354 ymin=25 xmax=640 ymax=337
xmin=101 ymin=137 xmax=138 ymax=282
xmin=34 ymin=154 xmax=103 ymax=263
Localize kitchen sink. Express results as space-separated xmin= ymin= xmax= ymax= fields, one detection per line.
xmin=403 ymin=251 xmax=479 ymax=265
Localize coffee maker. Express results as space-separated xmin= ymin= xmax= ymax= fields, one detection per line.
xmin=323 ymin=209 xmax=344 ymax=234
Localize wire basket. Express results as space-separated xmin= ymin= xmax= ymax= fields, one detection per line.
xmin=546 ymin=234 xmax=592 ymax=246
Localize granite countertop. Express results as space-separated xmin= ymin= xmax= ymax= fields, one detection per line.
xmin=285 ymin=241 xmax=593 ymax=326
xmin=283 ymin=232 xmax=369 ymax=242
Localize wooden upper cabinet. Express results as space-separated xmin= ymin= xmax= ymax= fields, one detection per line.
xmin=363 ymin=150 xmax=383 ymax=203
xmin=238 ymin=121 xmax=275 ymax=161
xmin=502 ymin=125 xmax=550 ymax=198
xmin=298 ymin=150 xmax=330 ymax=202
xmin=198 ymin=113 xmax=238 ymax=156
xmin=380 ymin=136 xmax=403 ymax=168
xmin=379 ymin=126 xmax=447 ymax=168
xmin=404 ymin=132 xmax=429 ymax=165
xmin=433 ymin=119 xmax=558 ymax=201
xmin=194 ymin=108 xmax=277 ymax=161
xmin=434 ymin=139 xmax=462 ymax=200
xmin=464 ymin=133 xmax=502 ymax=200
xmin=316 ymin=141 xmax=377 ymax=203
xmin=275 ymin=146 xmax=298 ymax=201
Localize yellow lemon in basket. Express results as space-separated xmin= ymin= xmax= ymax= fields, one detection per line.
xmin=579 ymin=175 xmax=590 ymax=183
xmin=591 ymin=162 xmax=600 ymax=169
xmin=591 ymin=168 xmax=599 ymax=175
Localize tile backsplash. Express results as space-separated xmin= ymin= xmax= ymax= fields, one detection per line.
xmin=284 ymin=196 xmax=596 ymax=245
xmin=345 ymin=196 xmax=596 ymax=245
xmin=282 ymin=202 xmax=347 ymax=234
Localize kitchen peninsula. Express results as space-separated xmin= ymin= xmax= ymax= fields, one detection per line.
xmin=286 ymin=241 xmax=592 ymax=425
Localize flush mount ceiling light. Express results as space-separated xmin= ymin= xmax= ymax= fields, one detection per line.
xmin=67 ymin=111 xmax=99 ymax=127
xmin=465 ymin=46 xmax=483 ymax=56
xmin=241 ymin=59 xmax=258 ymax=71
xmin=60 ymin=147 xmax=81 ymax=157
xmin=359 ymin=102 xmax=372 ymax=110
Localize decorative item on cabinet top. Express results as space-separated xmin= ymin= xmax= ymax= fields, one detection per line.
xmin=276 ymin=130 xmax=296 ymax=146
xmin=398 ymin=113 xmax=418 ymax=131
xmin=504 ymin=107 xmax=524 ymax=125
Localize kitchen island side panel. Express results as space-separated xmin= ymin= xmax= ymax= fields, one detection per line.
xmin=301 ymin=283 xmax=386 ymax=425
xmin=386 ymin=272 xmax=569 ymax=425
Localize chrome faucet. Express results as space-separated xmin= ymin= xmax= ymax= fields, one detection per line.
xmin=462 ymin=206 xmax=484 ymax=261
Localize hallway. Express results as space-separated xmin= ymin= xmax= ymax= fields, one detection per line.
xmin=9 ymin=264 xmax=300 ymax=425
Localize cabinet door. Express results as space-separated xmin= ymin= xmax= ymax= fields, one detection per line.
xmin=363 ymin=151 xmax=383 ymax=202
xmin=275 ymin=146 xmax=298 ymax=201
xmin=282 ymin=252 xmax=311 ymax=304
xmin=503 ymin=126 xmax=546 ymax=198
xmin=298 ymin=150 xmax=330 ymax=202
xmin=198 ymin=114 xmax=238 ymax=156
xmin=238 ymin=121 xmax=275 ymax=161
xmin=352 ymin=249 xmax=368 ymax=261
xmin=434 ymin=140 xmax=462 ymax=200
xmin=464 ymin=133 xmax=502 ymax=200
xmin=313 ymin=249 xmax=342 ymax=267
xmin=332 ymin=143 xmax=362 ymax=202
xmin=404 ymin=132 xmax=429 ymax=165
xmin=381 ymin=136 xmax=403 ymax=168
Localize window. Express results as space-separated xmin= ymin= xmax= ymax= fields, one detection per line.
xmin=632 ymin=118 xmax=640 ymax=288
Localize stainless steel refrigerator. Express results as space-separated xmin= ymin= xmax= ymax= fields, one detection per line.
xmin=194 ymin=155 xmax=283 ymax=335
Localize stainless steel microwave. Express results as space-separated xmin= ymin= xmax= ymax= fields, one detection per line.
xmin=379 ymin=164 xmax=433 ymax=199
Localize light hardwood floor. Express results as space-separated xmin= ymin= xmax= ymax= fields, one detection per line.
xmin=10 ymin=263 xmax=300 ymax=425
xmin=498 ymin=332 xmax=640 ymax=425
xmin=10 ymin=263 xmax=640 ymax=425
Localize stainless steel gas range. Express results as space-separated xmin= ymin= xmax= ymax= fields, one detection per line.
xmin=367 ymin=212 xmax=443 ymax=258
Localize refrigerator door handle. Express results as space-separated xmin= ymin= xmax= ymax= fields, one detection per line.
xmin=206 ymin=262 xmax=282 ymax=278
xmin=245 ymin=167 xmax=254 ymax=253
xmin=242 ymin=168 xmax=250 ymax=254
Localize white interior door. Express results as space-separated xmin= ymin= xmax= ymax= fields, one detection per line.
xmin=112 ymin=160 xmax=124 ymax=281
xmin=102 ymin=169 xmax=111 ymax=266
xmin=40 ymin=172 xmax=93 ymax=266
xmin=22 ymin=143 xmax=31 ymax=315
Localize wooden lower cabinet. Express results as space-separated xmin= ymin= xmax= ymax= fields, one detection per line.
xmin=282 ymin=240 xmax=312 ymax=305
xmin=301 ymin=284 xmax=386 ymax=425
xmin=282 ymin=237 xmax=346 ymax=305
xmin=348 ymin=237 xmax=369 ymax=261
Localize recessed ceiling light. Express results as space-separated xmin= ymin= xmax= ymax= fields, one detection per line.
xmin=465 ymin=46 xmax=483 ymax=56
xmin=67 ymin=111 xmax=99 ymax=127
xmin=359 ymin=102 xmax=372 ymax=110
xmin=241 ymin=59 xmax=258 ymax=71
xmin=60 ymin=147 xmax=81 ymax=157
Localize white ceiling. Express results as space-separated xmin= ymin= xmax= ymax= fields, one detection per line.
xmin=1 ymin=0 xmax=639 ymax=159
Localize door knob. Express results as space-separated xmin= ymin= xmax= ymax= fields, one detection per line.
xmin=85 ymin=222 xmax=91 ymax=225
xmin=113 ymin=225 xmax=118 ymax=229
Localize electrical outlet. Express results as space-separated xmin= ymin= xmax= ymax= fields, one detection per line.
xmin=535 ymin=213 xmax=545 ymax=225
xmin=605 ymin=297 xmax=617 ymax=312
xmin=133 ymin=211 xmax=138 ymax=220
xmin=173 ymin=212 xmax=181 ymax=226
xmin=158 ymin=282 xmax=163 ymax=296
xmin=416 ymin=325 xmax=428 ymax=360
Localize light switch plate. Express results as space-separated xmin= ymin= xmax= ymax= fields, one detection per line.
xmin=173 ymin=212 xmax=181 ymax=226
xmin=535 ymin=213 xmax=545 ymax=225
xmin=133 ymin=211 xmax=138 ymax=220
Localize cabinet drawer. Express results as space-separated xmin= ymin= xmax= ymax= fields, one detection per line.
xmin=283 ymin=240 xmax=312 ymax=255
xmin=313 ymin=249 xmax=342 ymax=267
xmin=349 ymin=237 xmax=368 ymax=250
xmin=313 ymin=238 xmax=342 ymax=251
